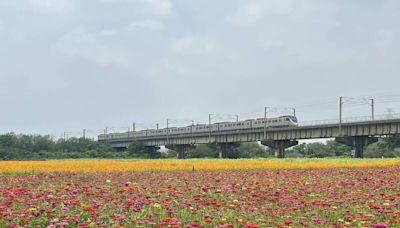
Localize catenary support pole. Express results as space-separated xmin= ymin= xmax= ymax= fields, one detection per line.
xmin=339 ymin=97 xmax=343 ymax=136
xmin=167 ymin=119 xmax=169 ymax=144
xmin=264 ymin=107 xmax=267 ymax=140
xmin=371 ymin=98 xmax=374 ymax=120
xmin=132 ymin=123 xmax=135 ymax=140
xmin=209 ymin=114 xmax=211 ymax=143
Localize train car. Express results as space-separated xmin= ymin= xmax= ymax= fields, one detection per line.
xmin=251 ymin=116 xmax=298 ymax=128
xmin=98 ymin=115 xmax=299 ymax=141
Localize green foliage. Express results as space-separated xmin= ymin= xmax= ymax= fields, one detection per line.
xmin=325 ymin=140 xmax=352 ymax=156
xmin=185 ymin=142 xmax=269 ymax=159
xmin=128 ymin=141 xmax=161 ymax=158
xmin=236 ymin=142 xmax=269 ymax=158
xmin=0 ymin=133 xmax=118 ymax=160
xmin=364 ymin=140 xmax=395 ymax=158
xmin=363 ymin=135 xmax=400 ymax=158
xmin=288 ymin=140 xmax=352 ymax=158
xmin=2 ymin=132 xmax=400 ymax=160
xmin=187 ymin=144 xmax=219 ymax=158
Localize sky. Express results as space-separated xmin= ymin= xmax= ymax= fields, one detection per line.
xmin=1 ymin=0 xmax=400 ymax=138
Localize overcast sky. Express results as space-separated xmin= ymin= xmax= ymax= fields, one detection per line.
xmin=1 ymin=0 xmax=400 ymax=138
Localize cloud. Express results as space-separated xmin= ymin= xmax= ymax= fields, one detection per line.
xmin=172 ymin=37 xmax=218 ymax=56
xmin=227 ymin=0 xmax=293 ymax=26
xmin=101 ymin=29 xmax=117 ymax=36
xmin=26 ymin=0 xmax=72 ymax=12
xmin=129 ymin=19 xmax=165 ymax=32
xmin=53 ymin=28 xmax=129 ymax=68
xmin=142 ymin=0 xmax=171 ymax=16
xmin=375 ymin=29 xmax=396 ymax=53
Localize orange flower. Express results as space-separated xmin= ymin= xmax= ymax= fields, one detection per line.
xmin=82 ymin=205 xmax=93 ymax=212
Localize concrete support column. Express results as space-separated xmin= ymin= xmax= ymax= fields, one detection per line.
xmin=166 ymin=144 xmax=195 ymax=159
xmin=261 ymin=140 xmax=298 ymax=158
xmin=335 ymin=136 xmax=378 ymax=158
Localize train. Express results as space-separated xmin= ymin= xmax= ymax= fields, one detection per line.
xmin=98 ymin=115 xmax=298 ymax=141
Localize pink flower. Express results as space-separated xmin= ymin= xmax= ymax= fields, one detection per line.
xmin=56 ymin=220 xmax=69 ymax=227
xmin=312 ymin=216 xmax=320 ymax=223
xmin=61 ymin=205 xmax=69 ymax=213
xmin=372 ymin=224 xmax=387 ymax=228
xmin=299 ymin=221 xmax=308 ymax=226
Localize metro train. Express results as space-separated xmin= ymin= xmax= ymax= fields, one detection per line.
xmin=98 ymin=115 xmax=298 ymax=141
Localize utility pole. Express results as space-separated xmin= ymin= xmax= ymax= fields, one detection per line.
xmin=156 ymin=123 xmax=159 ymax=130
xmin=293 ymin=108 xmax=296 ymax=116
xmin=371 ymin=98 xmax=375 ymax=120
xmin=264 ymin=107 xmax=267 ymax=140
xmin=339 ymin=97 xmax=343 ymax=136
xmin=83 ymin=129 xmax=86 ymax=139
xmin=236 ymin=115 xmax=239 ymax=122
xmin=64 ymin=132 xmax=67 ymax=141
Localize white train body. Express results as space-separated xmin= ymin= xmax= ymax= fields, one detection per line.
xmin=98 ymin=116 xmax=298 ymax=141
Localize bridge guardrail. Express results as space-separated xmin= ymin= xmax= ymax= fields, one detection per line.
xmin=299 ymin=113 xmax=400 ymax=126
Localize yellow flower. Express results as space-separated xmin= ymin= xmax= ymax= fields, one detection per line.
xmin=153 ymin=203 xmax=161 ymax=209
xmin=0 ymin=159 xmax=399 ymax=173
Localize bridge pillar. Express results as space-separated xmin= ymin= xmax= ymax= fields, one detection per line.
xmin=335 ymin=136 xmax=378 ymax=158
xmin=261 ymin=140 xmax=298 ymax=158
xmin=165 ymin=144 xmax=195 ymax=159
xmin=215 ymin=143 xmax=241 ymax=158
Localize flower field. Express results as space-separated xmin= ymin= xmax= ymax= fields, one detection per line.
xmin=0 ymin=158 xmax=399 ymax=173
xmin=0 ymin=160 xmax=399 ymax=227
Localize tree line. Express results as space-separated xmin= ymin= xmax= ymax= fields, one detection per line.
xmin=0 ymin=133 xmax=400 ymax=160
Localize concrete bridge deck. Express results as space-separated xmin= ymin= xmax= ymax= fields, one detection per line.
xmin=99 ymin=117 xmax=400 ymax=158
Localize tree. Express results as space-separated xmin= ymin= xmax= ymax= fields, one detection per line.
xmin=236 ymin=142 xmax=268 ymax=158
xmin=187 ymin=144 xmax=218 ymax=158
xmin=382 ymin=134 xmax=400 ymax=151
xmin=364 ymin=140 xmax=395 ymax=158
xmin=289 ymin=143 xmax=307 ymax=157
xmin=128 ymin=141 xmax=161 ymax=158
xmin=0 ymin=133 xmax=17 ymax=148
xmin=326 ymin=140 xmax=352 ymax=157
xmin=289 ymin=142 xmax=335 ymax=158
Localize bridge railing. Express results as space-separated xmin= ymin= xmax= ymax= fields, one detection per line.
xmin=299 ymin=113 xmax=400 ymax=127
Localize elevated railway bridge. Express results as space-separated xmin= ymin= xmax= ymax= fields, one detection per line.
xmin=99 ymin=115 xmax=400 ymax=158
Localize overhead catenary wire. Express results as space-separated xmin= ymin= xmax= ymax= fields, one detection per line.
xmin=51 ymin=93 xmax=400 ymax=140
